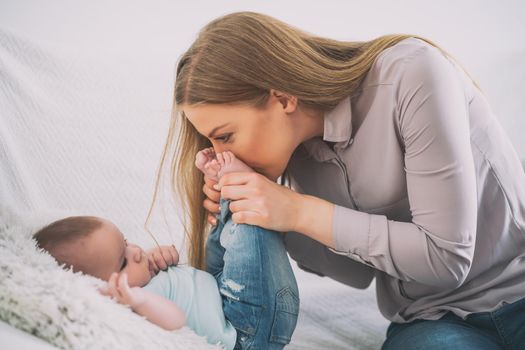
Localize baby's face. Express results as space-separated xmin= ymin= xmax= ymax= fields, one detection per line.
xmin=78 ymin=219 xmax=154 ymax=287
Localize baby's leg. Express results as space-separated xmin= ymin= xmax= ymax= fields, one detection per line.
xmin=200 ymin=148 xmax=299 ymax=347
xmin=205 ymin=202 xmax=226 ymax=279
xmin=203 ymin=150 xmax=255 ymax=278
xmin=209 ymin=197 xmax=300 ymax=350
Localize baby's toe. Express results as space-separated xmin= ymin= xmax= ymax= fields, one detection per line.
xmin=222 ymin=151 xmax=229 ymax=163
xmin=210 ymin=159 xmax=221 ymax=172
xmin=216 ymin=153 xmax=225 ymax=166
xmin=225 ymin=151 xmax=236 ymax=163
xmin=195 ymin=153 xmax=206 ymax=166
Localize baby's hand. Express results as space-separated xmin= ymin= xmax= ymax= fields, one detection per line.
xmin=146 ymin=245 xmax=179 ymax=274
xmin=99 ymin=272 xmax=147 ymax=309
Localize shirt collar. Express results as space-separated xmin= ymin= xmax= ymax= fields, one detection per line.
xmin=323 ymin=95 xmax=353 ymax=143
xmin=299 ymin=96 xmax=353 ymax=162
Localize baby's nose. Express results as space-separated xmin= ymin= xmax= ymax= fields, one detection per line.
xmin=133 ymin=248 xmax=144 ymax=263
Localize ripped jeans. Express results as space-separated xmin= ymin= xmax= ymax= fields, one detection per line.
xmin=206 ymin=197 xmax=300 ymax=350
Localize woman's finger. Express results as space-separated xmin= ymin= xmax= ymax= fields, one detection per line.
xmin=204 ymin=175 xmax=218 ymax=187
xmin=208 ymin=212 xmax=218 ymax=226
xmin=203 ymin=198 xmax=220 ymax=214
xmin=220 ymin=184 xmax=258 ymax=201
xmin=203 ymin=182 xmax=221 ymax=203
xmin=215 ymin=171 xmax=256 ymax=190
xmin=227 ymin=198 xmax=254 ymax=214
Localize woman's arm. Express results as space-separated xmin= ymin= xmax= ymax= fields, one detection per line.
xmin=312 ymin=44 xmax=478 ymax=289
xmin=102 ymin=272 xmax=186 ymax=330
xmin=207 ymin=174 xmax=376 ymax=288
xmin=285 ymin=228 xmax=376 ymax=289
xmin=293 ymin=194 xmax=335 ymax=248
xmin=216 ymin=43 xmax=477 ymax=290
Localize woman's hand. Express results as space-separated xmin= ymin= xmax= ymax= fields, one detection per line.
xmin=202 ymin=175 xmax=221 ymax=225
xmin=99 ymin=272 xmax=147 ymax=309
xmin=213 ymin=171 xmax=303 ymax=232
xmin=145 ymin=245 xmax=179 ymax=274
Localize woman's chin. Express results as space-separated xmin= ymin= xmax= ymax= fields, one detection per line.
xmin=254 ymin=167 xmax=278 ymax=182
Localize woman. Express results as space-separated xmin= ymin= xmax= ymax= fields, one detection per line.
xmin=154 ymin=11 xmax=525 ymax=349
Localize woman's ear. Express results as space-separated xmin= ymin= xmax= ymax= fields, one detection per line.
xmin=270 ymin=89 xmax=298 ymax=113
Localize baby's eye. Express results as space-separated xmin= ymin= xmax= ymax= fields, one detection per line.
xmin=120 ymin=257 xmax=127 ymax=271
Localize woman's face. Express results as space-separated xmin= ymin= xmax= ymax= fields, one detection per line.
xmin=182 ymin=92 xmax=307 ymax=182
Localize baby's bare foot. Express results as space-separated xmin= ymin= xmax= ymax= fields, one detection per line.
xmin=195 ymin=148 xmax=253 ymax=181
xmin=195 ymin=147 xmax=221 ymax=180
xmin=216 ymin=151 xmax=253 ymax=178
xmin=204 ymin=159 xmax=221 ymax=180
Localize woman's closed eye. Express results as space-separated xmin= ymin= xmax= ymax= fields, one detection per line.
xmin=215 ymin=134 xmax=232 ymax=143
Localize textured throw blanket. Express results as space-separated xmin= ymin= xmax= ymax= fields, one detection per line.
xmin=0 ymin=207 xmax=221 ymax=350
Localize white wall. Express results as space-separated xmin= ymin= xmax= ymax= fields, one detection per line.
xmin=2 ymin=1 xmax=524 ymax=155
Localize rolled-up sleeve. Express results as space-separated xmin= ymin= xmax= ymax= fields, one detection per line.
xmin=331 ymin=45 xmax=478 ymax=289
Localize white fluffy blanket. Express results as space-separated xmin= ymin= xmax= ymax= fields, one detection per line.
xmin=0 ymin=208 xmax=221 ymax=350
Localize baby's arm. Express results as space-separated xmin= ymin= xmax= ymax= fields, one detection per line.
xmin=132 ymin=287 xmax=186 ymax=330
xmin=101 ymin=272 xmax=186 ymax=331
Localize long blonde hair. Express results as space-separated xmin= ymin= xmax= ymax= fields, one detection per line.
xmin=147 ymin=11 xmax=480 ymax=270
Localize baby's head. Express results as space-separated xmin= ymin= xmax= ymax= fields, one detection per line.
xmin=33 ymin=216 xmax=154 ymax=287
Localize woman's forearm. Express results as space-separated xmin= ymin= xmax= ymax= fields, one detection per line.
xmin=293 ymin=193 xmax=335 ymax=248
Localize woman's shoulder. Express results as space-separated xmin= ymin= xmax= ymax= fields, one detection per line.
xmin=365 ymin=37 xmax=450 ymax=88
xmin=381 ymin=37 xmax=438 ymax=60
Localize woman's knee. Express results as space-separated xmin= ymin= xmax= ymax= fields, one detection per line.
xmin=382 ymin=316 xmax=504 ymax=350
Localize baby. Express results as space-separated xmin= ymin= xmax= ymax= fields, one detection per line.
xmin=34 ymin=149 xmax=299 ymax=350
xmin=34 ymin=215 xmax=236 ymax=348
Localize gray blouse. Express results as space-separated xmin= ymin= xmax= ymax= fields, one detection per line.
xmin=283 ymin=37 xmax=525 ymax=323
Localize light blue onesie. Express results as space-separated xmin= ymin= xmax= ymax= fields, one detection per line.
xmin=142 ymin=265 xmax=237 ymax=349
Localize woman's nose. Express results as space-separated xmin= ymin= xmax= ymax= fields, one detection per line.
xmin=211 ymin=143 xmax=226 ymax=154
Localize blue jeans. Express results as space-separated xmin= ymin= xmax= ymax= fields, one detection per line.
xmin=206 ymin=197 xmax=300 ymax=350
xmin=382 ymin=296 xmax=525 ymax=349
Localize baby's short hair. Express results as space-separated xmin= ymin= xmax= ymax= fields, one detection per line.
xmin=33 ymin=216 xmax=102 ymax=269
